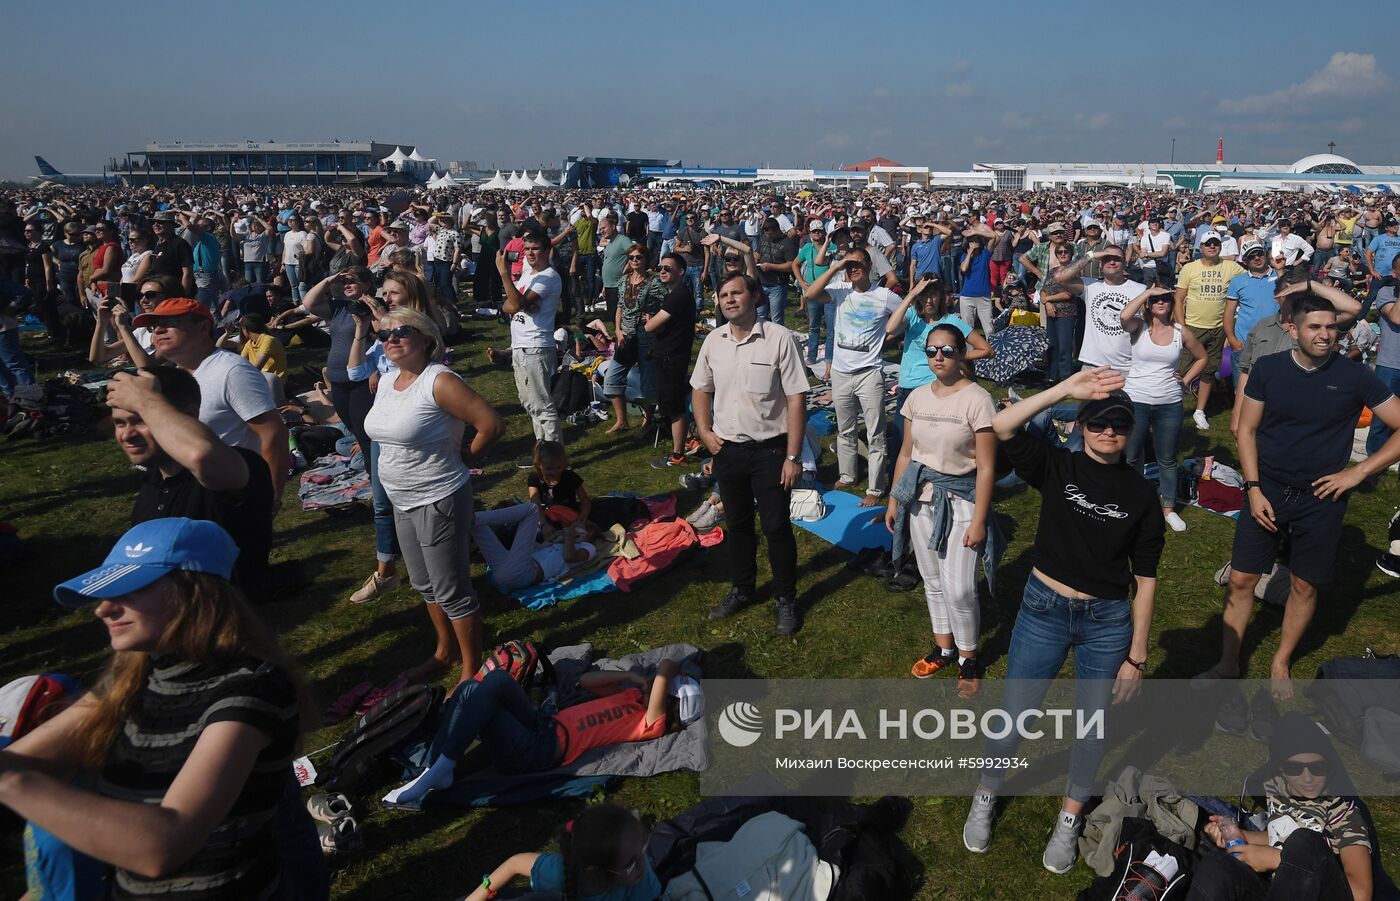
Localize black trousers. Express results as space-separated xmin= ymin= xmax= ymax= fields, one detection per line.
xmin=1186 ymin=829 xmax=1353 ymax=901
xmin=329 ymin=378 xmax=373 ymax=450
xmin=713 ymin=437 xmax=797 ymax=600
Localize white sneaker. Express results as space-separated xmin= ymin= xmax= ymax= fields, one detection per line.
xmin=963 ymin=790 xmax=997 ymax=853
xmin=349 ymin=571 xmax=399 ymax=604
xmin=1165 ymin=511 xmax=1187 ymax=532
xmin=1192 ymin=410 xmax=1209 ymax=430
xmin=1042 ymin=810 xmax=1084 ymax=874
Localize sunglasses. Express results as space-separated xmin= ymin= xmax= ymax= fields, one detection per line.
xmin=140 ymin=290 xmax=166 ymax=299
xmin=1280 ymin=759 xmax=1329 ymax=778
xmin=1083 ymin=416 xmax=1133 ymax=434
xmin=1101 ymin=256 xmax=1124 ymax=263
xmin=723 ymin=254 xmax=742 ymax=263
xmin=925 ymin=344 xmax=960 ymax=358
xmin=376 ymin=324 xmax=420 ymax=342
xmin=627 ymin=255 xmax=646 ymax=261
xmin=658 ymin=264 xmax=681 ymax=273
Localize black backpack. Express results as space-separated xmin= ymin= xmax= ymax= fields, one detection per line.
xmin=1076 ymin=817 xmax=1192 ymax=901
xmin=551 ymin=367 xmax=593 ymax=417
xmin=318 ymin=683 xmax=444 ymax=795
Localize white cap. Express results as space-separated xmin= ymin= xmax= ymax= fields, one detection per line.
xmin=668 ymin=675 xmax=705 ymax=725
xmin=808 ymin=219 xmax=826 ymax=232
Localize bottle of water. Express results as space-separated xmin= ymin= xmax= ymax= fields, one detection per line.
xmin=1217 ymin=817 xmax=1246 ymax=856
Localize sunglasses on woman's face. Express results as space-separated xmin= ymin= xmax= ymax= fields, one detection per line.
xmin=926 ymin=344 xmax=960 ymax=358
xmin=1281 ymin=758 xmax=1329 ymax=778
xmin=627 ymin=255 xmax=646 ymax=261
xmin=377 ymin=324 xmax=419 ymax=343
xmin=1083 ymin=416 xmax=1132 ymax=434
xmin=140 ymin=290 xmax=166 ymax=299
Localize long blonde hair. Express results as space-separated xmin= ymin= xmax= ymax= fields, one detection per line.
xmin=381 ymin=269 xmax=446 ymax=329
xmin=76 ymin=572 xmax=313 ymax=767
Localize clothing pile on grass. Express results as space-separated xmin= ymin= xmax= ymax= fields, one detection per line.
xmin=1 ymin=380 xmax=106 ymax=441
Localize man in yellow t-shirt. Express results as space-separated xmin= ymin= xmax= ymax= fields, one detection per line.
xmin=1175 ymin=233 xmax=1244 ymax=429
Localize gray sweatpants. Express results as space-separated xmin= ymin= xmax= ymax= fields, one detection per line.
xmin=959 ymin=295 xmax=995 ymax=336
xmin=393 ymin=481 xmax=479 ymax=620
xmin=832 ymin=365 xmax=888 ymax=496
xmin=513 ymin=346 xmax=563 ymax=443
xmin=472 ymin=502 xmax=541 ymax=590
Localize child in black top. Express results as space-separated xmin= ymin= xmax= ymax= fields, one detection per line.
xmin=962 ymin=367 xmax=1164 ymax=876
xmin=527 ymin=440 xmax=591 ymax=525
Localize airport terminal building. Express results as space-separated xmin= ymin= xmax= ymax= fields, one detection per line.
xmin=117 ymin=141 xmax=435 ymax=186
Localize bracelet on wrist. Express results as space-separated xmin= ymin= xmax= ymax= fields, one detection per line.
xmin=480 ymin=874 xmax=497 ymax=899
xmin=1126 ymin=657 xmax=1146 ymax=672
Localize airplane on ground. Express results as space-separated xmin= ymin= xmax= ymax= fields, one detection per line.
xmin=31 ymin=156 xmax=124 ymax=187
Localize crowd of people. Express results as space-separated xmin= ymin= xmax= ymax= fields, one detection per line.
xmin=2 ymin=178 xmax=1400 ymax=900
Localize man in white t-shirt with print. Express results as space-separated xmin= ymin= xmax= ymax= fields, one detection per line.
xmin=497 ymin=228 xmax=564 ymax=445
xmin=805 ymin=248 xmax=902 ymax=506
xmin=127 ymin=296 xmax=287 ymax=507
xmin=1052 ymin=245 xmax=1145 ymax=371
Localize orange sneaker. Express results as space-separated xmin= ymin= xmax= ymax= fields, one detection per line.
xmin=911 ymin=650 xmax=956 ymax=679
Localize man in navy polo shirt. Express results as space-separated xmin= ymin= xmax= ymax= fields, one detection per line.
xmin=1202 ymin=291 xmax=1400 ymax=701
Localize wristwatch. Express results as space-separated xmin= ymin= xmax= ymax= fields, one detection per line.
xmin=1243 ymin=480 xmax=1262 ymax=492
xmin=785 ymin=454 xmax=800 ymax=463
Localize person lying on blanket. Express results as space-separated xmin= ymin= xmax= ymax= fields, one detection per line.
xmin=383 ymin=657 xmax=704 ymax=805
xmin=473 ymin=502 xmax=597 ymax=591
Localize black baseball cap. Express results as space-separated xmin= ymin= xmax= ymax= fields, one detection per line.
xmin=1077 ymin=393 xmax=1135 ymax=424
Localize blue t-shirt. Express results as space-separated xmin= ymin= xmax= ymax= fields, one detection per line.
xmin=531 ymin=851 xmax=662 ymax=901
xmin=1226 ymin=270 xmax=1278 ymax=344
xmin=960 ymin=249 xmax=992 ymax=297
xmin=1376 ymin=287 xmax=1400 ymax=370
xmin=1368 ymin=233 xmax=1400 ymax=276
xmin=910 ymin=236 xmax=943 ymax=277
xmin=898 ymin=307 xmax=972 ymax=388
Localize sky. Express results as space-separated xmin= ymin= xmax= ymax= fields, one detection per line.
xmin=4 ymin=1 xmax=1399 ymax=181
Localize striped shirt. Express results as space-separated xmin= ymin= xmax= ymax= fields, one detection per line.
xmin=99 ymin=656 xmax=299 ymax=901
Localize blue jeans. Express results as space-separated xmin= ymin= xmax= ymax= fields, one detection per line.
xmin=1127 ymin=401 xmax=1183 ymax=504
xmin=426 ymin=261 xmax=456 ymax=305
xmin=758 ymin=283 xmax=786 ymax=325
xmin=805 ymin=300 xmax=834 ymax=364
xmin=577 ymin=253 xmax=599 ymax=301
xmin=686 ymin=265 xmax=703 ymax=311
xmin=1367 ymin=364 xmax=1400 ymax=456
xmin=981 ymin=574 xmax=1133 ymax=802
xmin=0 ymin=330 xmax=35 ymax=395
xmin=428 ymin=670 xmax=560 ymax=773
xmin=284 ymin=263 xmax=304 ymax=303
xmin=1045 ymin=315 xmax=1076 ymax=382
xmin=243 ymin=261 xmax=268 ymax=284
xmin=367 ymin=441 xmax=400 ymax=563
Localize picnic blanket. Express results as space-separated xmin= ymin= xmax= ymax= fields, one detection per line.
xmin=793 ymin=489 xmax=892 ymax=553
xmin=298 ymin=454 xmax=370 ymax=510
xmin=397 ymin=643 xmax=707 ymax=809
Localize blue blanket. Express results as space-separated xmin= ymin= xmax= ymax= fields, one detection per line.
xmin=793 ymin=489 xmax=892 ymax=553
xmin=503 ymin=567 xmax=618 ymax=610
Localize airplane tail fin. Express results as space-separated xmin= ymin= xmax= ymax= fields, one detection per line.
xmin=34 ymin=156 xmax=63 ymax=177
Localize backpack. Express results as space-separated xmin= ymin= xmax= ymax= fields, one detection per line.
xmin=474 ymin=640 xmax=554 ymax=690
xmin=789 ymin=488 xmax=829 ymax=522
xmin=551 ymin=368 xmax=593 ymax=417
xmin=318 ymin=683 xmax=444 ymax=794
xmin=1075 ymin=817 xmax=1192 ymax=901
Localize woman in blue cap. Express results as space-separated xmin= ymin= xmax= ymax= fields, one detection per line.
xmin=0 ymin=518 xmax=316 ymax=901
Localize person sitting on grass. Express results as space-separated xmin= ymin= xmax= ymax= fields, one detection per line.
xmin=528 ymin=440 xmax=593 ymax=528
xmin=383 ymin=658 xmax=703 ymax=805
xmin=1188 ymin=713 xmax=1392 ymax=901
xmin=462 ymin=802 xmax=660 ymax=901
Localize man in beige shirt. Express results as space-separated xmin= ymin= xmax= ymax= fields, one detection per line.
xmin=692 ymin=271 xmax=810 ymax=634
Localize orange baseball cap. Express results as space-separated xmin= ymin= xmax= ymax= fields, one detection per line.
xmin=133 ymin=297 xmax=215 ymax=329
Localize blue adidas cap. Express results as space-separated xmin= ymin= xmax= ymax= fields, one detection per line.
xmin=53 ymin=518 xmax=239 ymax=608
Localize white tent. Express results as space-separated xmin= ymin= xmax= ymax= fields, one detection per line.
xmin=481 ymin=170 xmax=509 ymax=190
xmin=380 ymin=147 xmax=410 ymax=168
xmin=508 ymin=170 xmax=531 ymax=189
xmin=899 ymin=182 xmax=924 ymax=191
xmin=407 ymin=148 xmax=432 ymax=163
xmin=425 ymin=173 xmax=443 ymax=188
xmin=433 ymin=172 xmax=460 ymax=189
xmin=532 ymin=170 xmax=553 ymax=188
xmin=867 ymin=180 xmax=890 ymax=189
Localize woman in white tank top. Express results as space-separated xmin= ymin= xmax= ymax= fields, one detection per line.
xmin=1119 ymin=285 xmax=1209 ymax=532
xmin=364 ymin=308 xmax=505 ymax=689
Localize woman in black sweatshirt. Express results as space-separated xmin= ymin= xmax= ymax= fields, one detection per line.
xmin=962 ymin=367 xmax=1165 ymax=876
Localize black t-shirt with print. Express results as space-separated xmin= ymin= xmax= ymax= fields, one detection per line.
xmin=1006 ymin=431 xmax=1165 ymax=599
xmin=651 ymin=283 xmax=696 ymax=360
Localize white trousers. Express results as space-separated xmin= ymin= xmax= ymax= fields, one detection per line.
xmin=907 ymin=496 xmax=981 ymax=652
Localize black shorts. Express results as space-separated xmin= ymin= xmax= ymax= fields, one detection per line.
xmin=1231 ymin=479 xmax=1346 ymax=585
xmin=654 ymin=353 xmax=691 ymax=420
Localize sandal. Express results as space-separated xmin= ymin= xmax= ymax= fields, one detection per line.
xmin=323 ymin=682 xmax=373 ymax=723
xmin=306 ymin=792 xmax=353 ymax=824
xmin=317 ymin=816 xmax=363 ymax=855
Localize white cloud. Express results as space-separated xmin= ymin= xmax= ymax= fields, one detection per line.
xmin=1218 ymin=52 xmax=1393 ymax=115
xmin=945 ymin=81 xmax=975 ymax=100
xmin=871 ymin=86 xmax=890 ymax=99
xmin=1000 ymin=110 xmax=1036 ymax=130
xmin=947 ymin=59 xmax=973 ymax=76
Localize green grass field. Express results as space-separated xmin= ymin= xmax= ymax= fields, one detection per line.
xmin=2 ymin=302 xmax=1398 ymax=899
